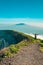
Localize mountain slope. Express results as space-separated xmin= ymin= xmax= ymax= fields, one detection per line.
xmin=0 ymin=30 xmax=30 ymax=50
xmin=0 ymin=30 xmax=43 ymax=65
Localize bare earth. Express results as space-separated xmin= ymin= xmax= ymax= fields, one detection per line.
xmin=0 ymin=43 xmax=43 ymax=65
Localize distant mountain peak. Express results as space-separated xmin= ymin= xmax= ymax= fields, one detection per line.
xmin=16 ymin=23 xmax=26 ymax=25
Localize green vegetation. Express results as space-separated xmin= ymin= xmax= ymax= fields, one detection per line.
xmin=38 ymin=39 xmax=43 ymax=52
xmin=39 ymin=43 xmax=43 ymax=52
xmin=40 ymin=47 xmax=43 ymax=52
xmin=39 ymin=43 xmax=43 ymax=47
xmin=4 ymin=50 xmax=12 ymax=57
xmin=0 ymin=39 xmax=34 ymax=60
xmin=0 ymin=30 xmax=43 ymax=61
xmin=0 ymin=48 xmax=11 ymax=58
xmin=40 ymin=40 xmax=43 ymax=43
xmin=16 ymin=40 xmax=29 ymax=47
xmin=0 ymin=39 xmax=30 ymax=57
xmin=9 ymin=45 xmax=19 ymax=53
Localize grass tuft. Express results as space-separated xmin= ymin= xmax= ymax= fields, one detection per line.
xmin=9 ymin=45 xmax=19 ymax=54
xmin=40 ymin=47 xmax=43 ymax=52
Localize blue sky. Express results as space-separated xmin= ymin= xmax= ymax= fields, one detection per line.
xmin=0 ymin=0 xmax=43 ymax=26
xmin=0 ymin=0 xmax=43 ymax=18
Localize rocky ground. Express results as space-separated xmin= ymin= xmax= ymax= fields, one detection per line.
xmin=0 ymin=43 xmax=43 ymax=65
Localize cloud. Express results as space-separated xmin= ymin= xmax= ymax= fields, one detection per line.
xmin=26 ymin=22 xmax=43 ymax=28
xmin=0 ymin=18 xmax=43 ymax=28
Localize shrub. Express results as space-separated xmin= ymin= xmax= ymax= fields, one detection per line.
xmin=5 ymin=50 xmax=11 ymax=57
xmin=39 ymin=43 xmax=43 ymax=47
xmin=19 ymin=43 xmax=28 ymax=46
xmin=17 ymin=40 xmax=29 ymax=47
xmin=9 ymin=45 xmax=19 ymax=53
xmin=40 ymin=47 xmax=43 ymax=52
xmin=41 ymin=40 xmax=43 ymax=43
xmin=0 ymin=53 xmax=5 ymax=58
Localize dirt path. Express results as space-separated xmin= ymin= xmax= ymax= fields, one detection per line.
xmin=0 ymin=43 xmax=43 ymax=65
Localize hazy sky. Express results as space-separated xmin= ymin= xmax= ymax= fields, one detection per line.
xmin=0 ymin=18 xmax=43 ymax=28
